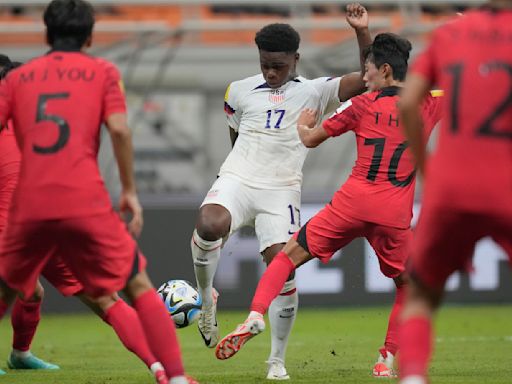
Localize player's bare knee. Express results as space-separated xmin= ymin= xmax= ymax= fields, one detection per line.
xmin=262 ymin=243 xmax=285 ymax=265
xmin=27 ymin=281 xmax=45 ymax=302
xmin=196 ymin=205 xmax=231 ymax=240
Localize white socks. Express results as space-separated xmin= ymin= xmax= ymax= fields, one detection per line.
xmin=191 ymin=229 xmax=222 ymax=307
xmin=400 ymin=376 xmax=427 ymax=384
xmin=268 ymin=279 xmax=298 ymax=364
xmin=169 ymin=376 xmax=189 ymax=384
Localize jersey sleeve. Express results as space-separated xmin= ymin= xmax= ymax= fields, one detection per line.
xmin=0 ymin=77 xmax=13 ymax=127
xmin=310 ymin=77 xmax=341 ymax=115
xmin=224 ymin=82 xmax=242 ymax=131
xmin=322 ymin=97 xmax=361 ymax=137
xmin=102 ymin=61 xmax=127 ymax=121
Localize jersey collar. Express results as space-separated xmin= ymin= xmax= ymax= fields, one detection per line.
xmin=375 ymin=86 xmax=401 ymax=100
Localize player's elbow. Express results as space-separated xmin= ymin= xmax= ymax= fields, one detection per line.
xmin=302 ymin=136 xmax=319 ymax=148
xmin=106 ymin=113 xmax=131 ymax=139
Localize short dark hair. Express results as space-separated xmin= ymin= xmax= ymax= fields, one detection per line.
xmin=44 ymin=0 xmax=95 ymax=49
xmin=255 ymin=23 xmax=300 ymax=53
xmin=363 ymin=33 xmax=412 ymax=81
xmin=0 ymin=61 xmax=22 ymax=80
xmin=0 ymin=54 xmax=12 ymax=68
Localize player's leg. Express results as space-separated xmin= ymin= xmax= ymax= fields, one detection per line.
xmin=59 ymin=213 xmax=196 ymax=384
xmin=0 ymin=278 xmax=17 ymax=375
xmin=216 ymin=237 xmax=309 ymax=361
xmin=41 ymin=254 xmax=165 ymax=383
xmin=192 ymin=204 xmax=227 ymax=348
xmin=78 ymin=293 xmax=167 ymax=384
xmin=366 ymin=225 xmax=412 ymax=378
xmin=398 ymin=208 xmax=480 ymax=384
xmin=193 ymin=176 xmax=252 ymax=348
xmin=254 ymin=189 xmax=301 ymax=380
xmin=123 ymin=270 xmax=197 ymax=384
xmin=8 ymin=281 xmax=59 ymax=371
xmin=262 ymin=244 xmax=296 ymax=380
xmin=216 ymin=204 xmax=360 ymax=360
xmin=0 ymin=221 xmax=56 ymax=375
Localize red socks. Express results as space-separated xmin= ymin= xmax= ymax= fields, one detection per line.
xmin=104 ymin=299 xmax=157 ymax=368
xmin=11 ymin=299 xmax=41 ymax=352
xmin=399 ymin=316 xmax=432 ymax=379
xmin=384 ymin=284 xmax=406 ymax=355
xmin=133 ymin=289 xmax=184 ymax=379
xmin=250 ymin=251 xmax=296 ymax=315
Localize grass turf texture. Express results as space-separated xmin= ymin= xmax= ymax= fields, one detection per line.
xmin=0 ymin=305 xmax=511 ymax=383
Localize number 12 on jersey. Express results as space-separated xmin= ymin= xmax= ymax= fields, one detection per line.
xmin=265 ymin=109 xmax=286 ymax=129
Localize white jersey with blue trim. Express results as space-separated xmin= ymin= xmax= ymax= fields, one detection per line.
xmin=221 ymin=73 xmax=341 ymax=191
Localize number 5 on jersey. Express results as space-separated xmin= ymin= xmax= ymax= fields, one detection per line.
xmin=265 ymin=109 xmax=286 ymax=129
xmin=34 ymin=92 xmax=70 ymax=154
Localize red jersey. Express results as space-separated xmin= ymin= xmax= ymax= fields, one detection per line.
xmin=0 ymin=51 xmax=126 ymax=222
xmin=323 ymin=87 xmax=441 ymax=229
xmin=411 ymin=8 xmax=512 ymax=214
xmin=0 ymin=120 xmax=21 ymax=179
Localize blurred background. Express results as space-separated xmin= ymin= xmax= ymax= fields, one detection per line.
xmin=2 ymin=0 xmax=510 ymax=312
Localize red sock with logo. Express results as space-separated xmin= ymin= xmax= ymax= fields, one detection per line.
xmin=133 ymin=289 xmax=184 ymax=378
xmin=250 ymin=251 xmax=296 ymax=315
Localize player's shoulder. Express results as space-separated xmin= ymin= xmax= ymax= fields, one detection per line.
xmin=229 ymin=74 xmax=264 ymax=92
xmin=300 ymin=76 xmax=339 ymax=88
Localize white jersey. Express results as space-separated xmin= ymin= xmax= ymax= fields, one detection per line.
xmin=220 ymin=73 xmax=341 ymax=191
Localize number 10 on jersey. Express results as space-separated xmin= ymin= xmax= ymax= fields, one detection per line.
xmin=265 ymin=109 xmax=286 ymax=129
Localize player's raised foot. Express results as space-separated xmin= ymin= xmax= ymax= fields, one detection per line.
xmin=372 ymin=348 xmax=396 ymax=378
xmin=7 ymin=352 xmax=60 ymax=370
xmin=215 ymin=312 xmax=265 ymax=360
xmin=198 ymin=288 xmax=219 ymax=348
xmin=150 ymin=362 xmax=168 ymax=384
xmin=169 ymin=375 xmax=199 ymax=384
xmin=266 ymin=358 xmax=290 ymax=380
xmin=400 ymin=376 xmax=427 ymax=384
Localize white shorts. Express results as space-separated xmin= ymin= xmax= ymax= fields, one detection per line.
xmin=201 ymin=175 xmax=301 ymax=252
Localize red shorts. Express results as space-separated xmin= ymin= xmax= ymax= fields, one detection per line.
xmin=410 ymin=205 xmax=512 ymax=289
xmin=41 ymin=254 xmax=84 ymax=297
xmin=294 ymin=203 xmax=411 ymax=278
xmin=0 ymin=210 xmax=147 ymax=299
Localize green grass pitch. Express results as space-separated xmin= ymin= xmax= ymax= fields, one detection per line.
xmin=0 ymin=305 xmax=511 ymax=383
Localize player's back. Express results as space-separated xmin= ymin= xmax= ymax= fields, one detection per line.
xmin=421 ymin=9 xmax=512 ymax=214
xmin=0 ymin=51 xmax=125 ymax=222
xmin=325 ymin=88 xmax=440 ymax=228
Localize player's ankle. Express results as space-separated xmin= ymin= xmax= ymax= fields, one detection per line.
xmin=11 ymin=349 xmax=32 ymax=359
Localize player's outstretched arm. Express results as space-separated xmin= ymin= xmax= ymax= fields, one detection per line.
xmin=399 ymin=73 xmax=432 ymax=176
xmin=338 ymin=3 xmax=372 ymax=102
xmin=297 ymin=109 xmax=329 ymax=148
xmin=105 ymin=113 xmax=143 ymax=237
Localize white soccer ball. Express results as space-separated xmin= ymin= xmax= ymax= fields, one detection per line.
xmin=157 ymin=279 xmax=202 ymax=328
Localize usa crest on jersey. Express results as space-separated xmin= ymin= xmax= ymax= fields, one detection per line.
xmin=269 ymin=89 xmax=285 ymax=104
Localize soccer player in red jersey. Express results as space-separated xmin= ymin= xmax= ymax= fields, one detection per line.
xmin=0 ymin=58 xmax=169 ymax=383
xmin=0 ymin=56 xmax=60 ymax=374
xmin=398 ymin=2 xmax=512 ymax=383
xmin=215 ymin=33 xmax=442 ymax=378
xmin=0 ymin=1 xmax=196 ymax=383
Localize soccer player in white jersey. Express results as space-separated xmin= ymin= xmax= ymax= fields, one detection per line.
xmin=191 ymin=3 xmax=371 ymax=380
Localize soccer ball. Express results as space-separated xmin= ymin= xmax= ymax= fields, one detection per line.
xmin=157 ymin=279 xmax=202 ymax=328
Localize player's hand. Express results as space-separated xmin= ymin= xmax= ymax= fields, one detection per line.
xmin=346 ymin=3 xmax=369 ymax=30
xmin=119 ymin=190 xmax=143 ymax=238
xmin=297 ymin=108 xmax=318 ymax=128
